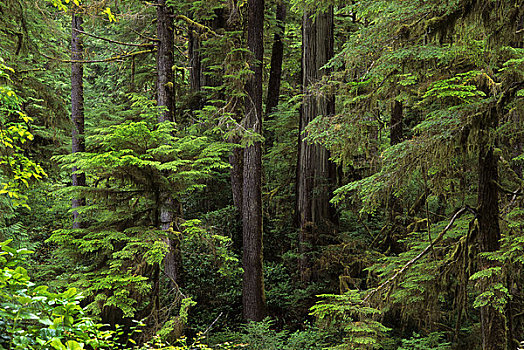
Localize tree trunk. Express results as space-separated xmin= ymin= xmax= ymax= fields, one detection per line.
xmin=296 ymin=7 xmax=336 ymax=283
xmin=71 ymin=10 xmax=86 ymax=229
xmin=242 ymin=0 xmax=265 ymax=322
xmin=477 ymin=109 xmax=505 ymax=350
xmin=188 ymin=27 xmax=203 ymax=110
xmin=156 ymin=0 xmax=180 ymax=285
xmin=156 ymin=0 xmax=175 ymax=124
xmin=230 ymin=141 xmax=244 ymax=212
xmin=265 ymin=0 xmax=286 ymax=116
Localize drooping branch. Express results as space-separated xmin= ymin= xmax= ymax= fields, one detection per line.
xmin=363 ymin=206 xmax=476 ymax=303
xmin=41 ymin=48 xmax=156 ymax=64
xmin=175 ymin=15 xmax=221 ymax=37
xmin=73 ymin=28 xmax=155 ymax=47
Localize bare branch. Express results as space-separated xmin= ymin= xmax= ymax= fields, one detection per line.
xmin=41 ymin=48 xmax=156 ymax=64
xmin=363 ymin=206 xmax=476 ymax=303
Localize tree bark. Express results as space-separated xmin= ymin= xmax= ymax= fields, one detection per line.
xmin=296 ymin=7 xmax=336 ymax=283
xmin=265 ymin=0 xmax=286 ymax=116
xmin=156 ymin=0 xmax=175 ymax=124
xmin=71 ymin=10 xmax=86 ymax=229
xmin=242 ymin=0 xmax=265 ymax=322
xmin=477 ymin=109 xmax=506 ymax=350
xmin=156 ymin=0 xmax=180 ymax=286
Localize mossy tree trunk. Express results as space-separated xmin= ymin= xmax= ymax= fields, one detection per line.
xmin=156 ymin=0 xmax=181 ymax=287
xmin=477 ymin=108 xmax=506 ymax=350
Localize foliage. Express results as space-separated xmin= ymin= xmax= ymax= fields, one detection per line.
xmin=0 ymin=240 xmax=118 ymax=350
xmin=0 ymin=60 xmax=46 ymax=208
xmin=310 ymin=290 xmax=390 ymax=349
xmin=48 ymin=97 xmax=232 ymax=319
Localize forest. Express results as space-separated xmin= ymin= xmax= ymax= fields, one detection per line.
xmin=0 ymin=0 xmax=523 ymax=349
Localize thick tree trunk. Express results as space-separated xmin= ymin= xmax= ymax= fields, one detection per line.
xmin=242 ymin=0 xmax=265 ymax=322
xmin=296 ymin=8 xmax=335 ymax=282
xmin=71 ymin=11 xmax=86 ymax=229
xmin=156 ymin=0 xmax=180 ymax=285
xmin=265 ymin=0 xmax=286 ymax=116
xmin=477 ymin=110 xmax=506 ymax=350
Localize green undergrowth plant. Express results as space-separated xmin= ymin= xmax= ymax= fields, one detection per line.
xmin=310 ymin=290 xmax=390 ymax=349
xmin=0 ymin=59 xmax=47 ymax=208
xmin=0 ymin=239 xmax=118 ymax=350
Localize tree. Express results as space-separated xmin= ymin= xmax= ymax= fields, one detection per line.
xmin=155 ymin=0 xmax=182 ymax=289
xmin=266 ymin=0 xmax=287 ymax=116
xmin=296 ymin=6 xmax=336 ymax=282
xmin=242 ymin=0 xmax=265 ymax=321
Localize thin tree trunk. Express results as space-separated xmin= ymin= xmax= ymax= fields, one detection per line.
xmin=156 ymin=0 xmax=181 ymax=286
xmin=296 ymin=8 xmax=335 ymax=283
xmin=242 ymin=0 xmax=265 ymax=322
xmin=230 ymin=141 xmax=244 ymax=212
xmin=188 ymin=28 xmax=203 ymax=110
xmin=71 ymin=10 xmax=86 ymax=229
xmin=477 ymin=109 xmax=505 ymax=350
xmin=265 ymin=0 xmax=286 ymax=116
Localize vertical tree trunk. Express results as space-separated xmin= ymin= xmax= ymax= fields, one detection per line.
xmin=384 ymin=100 xmax=404 ymax=252
xmin=242 ymin=0 xmax=265 ymax=322
xmin=156 ymin=0 xmax=181 ymax=286
xmin=477 ymin=109 xmax=505 ymax=350
xmin=188 ymin=28 xmax=202 ymax=110
xmin=71 ymin=10 xmax=86 ymax=229
xmin=230 ymin=143 xmax=244 ymax=212
xmin=390 ymin=100 xmax=403 ymax=146
xmin=157 ymin=0 xmax=175 ymax=124
xmin=265 ymin=0 xmax=286 ymax=115
xmin=296 ymin=7 xmax=335 ymax=282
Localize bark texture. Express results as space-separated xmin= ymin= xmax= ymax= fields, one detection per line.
xmin=242 ymin=0 xmax=265 ymax=322
xmin=156 ymin=0 xmax=175 ymax=123
xmin=477 ymin=110 xmax=506 ymax=350
xmin=156 ymin=0 xmax=180 ymax=285
xmin=296 ymin=8 xmax=336 ymax=282
xmin=71 ymin=11 xmax=86 ymax=229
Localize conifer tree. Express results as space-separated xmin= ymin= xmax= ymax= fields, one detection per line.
xmin=296 ymin=6 xmax=336 ymax=282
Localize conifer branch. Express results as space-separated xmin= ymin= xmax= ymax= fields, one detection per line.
xmin=40 ymin=49 xmax=156 ymax=64
xmin=73 ymin=28 xmax=155 ymax=48
xmin=363 ymin=206 xmax=476 ymax=303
